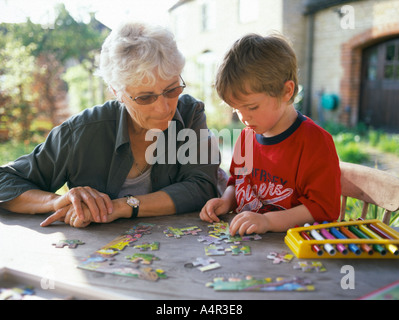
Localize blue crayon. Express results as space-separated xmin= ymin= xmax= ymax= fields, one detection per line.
xmin=324 ymin=222 xmax=361 ymax=255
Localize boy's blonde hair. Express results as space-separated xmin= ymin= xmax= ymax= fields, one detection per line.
xmin=215 ymin=33 xmax=298 ymax=104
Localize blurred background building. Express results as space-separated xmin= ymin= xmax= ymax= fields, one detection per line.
xmin=169 ymin=0 xmax=399 ymax=131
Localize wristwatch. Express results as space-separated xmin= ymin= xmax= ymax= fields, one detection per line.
xmin=125 ymin=195 xmax=140 ymax=219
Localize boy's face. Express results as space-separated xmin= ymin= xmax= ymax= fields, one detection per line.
xmin=226 ymin=81 xmax=296 ymax=137
xmin=227 ymin=92 xmax=285 ymax=137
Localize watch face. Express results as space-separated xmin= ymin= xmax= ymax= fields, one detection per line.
xmin=127 ymin=196 xmax=140 ymax=207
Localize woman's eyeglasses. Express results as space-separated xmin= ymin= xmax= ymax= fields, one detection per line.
xmin=128 ymin=76 xmax=186 ymax=105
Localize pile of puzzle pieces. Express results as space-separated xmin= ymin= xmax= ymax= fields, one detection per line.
xmin=201 ymin=221 xmax=262 ymax=257
xmin=183 ymin=221 xmax=262 ymax=272
xmin=78 ymin=223 xmax=166 ymax=281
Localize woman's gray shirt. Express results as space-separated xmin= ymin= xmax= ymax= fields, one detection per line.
xmin=0 ymin=94 xmax=220 ymax=214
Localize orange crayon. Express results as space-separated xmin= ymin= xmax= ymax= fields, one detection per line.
xmin=339 ymin=226 xmax=374 ymax=255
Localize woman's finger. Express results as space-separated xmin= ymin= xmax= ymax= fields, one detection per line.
xmin=40 ymin=207 xmax=68 ymax=227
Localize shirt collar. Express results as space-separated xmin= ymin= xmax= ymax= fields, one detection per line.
xmin=115 ymin=102 xmax=130 ymax=152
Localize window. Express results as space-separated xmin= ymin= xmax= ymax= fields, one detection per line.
xmin=239 ymin=0 xmax=259 ymax=24
xmin=201 ymin=0 xmax=216 ymax=32
xmin=383 ymin=40 xmax=399 ymax=80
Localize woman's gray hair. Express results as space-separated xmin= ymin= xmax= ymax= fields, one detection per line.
xmin=97 ymin=21 xmax=185 ymax=98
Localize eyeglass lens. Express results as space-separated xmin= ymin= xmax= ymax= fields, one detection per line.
xmin=134 ymin=84 xmax=185 ymax=105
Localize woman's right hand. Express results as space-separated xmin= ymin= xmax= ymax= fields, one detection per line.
xmin=53 ymin=186 xmax=113 ymax=223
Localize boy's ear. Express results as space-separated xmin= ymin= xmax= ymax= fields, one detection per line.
xmin=282 ymin=80 xmax=295 ymax=102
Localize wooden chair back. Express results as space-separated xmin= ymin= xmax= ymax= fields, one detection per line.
xmin=340 ymin=161 xmax=399 ymax=224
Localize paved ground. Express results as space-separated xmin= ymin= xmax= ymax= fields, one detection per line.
xmin=362 ymin=148 xmax=399 ymax=178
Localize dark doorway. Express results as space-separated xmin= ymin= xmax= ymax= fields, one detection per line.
xmin=360 ymin=37 xmax=399 ymax=131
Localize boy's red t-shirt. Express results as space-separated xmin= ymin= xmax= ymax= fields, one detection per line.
xmin=228 ymin=112 xmax=341 ymax=222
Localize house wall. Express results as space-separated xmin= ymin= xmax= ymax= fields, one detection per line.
xmin=311 ymin=0 xmax=399 ymax=125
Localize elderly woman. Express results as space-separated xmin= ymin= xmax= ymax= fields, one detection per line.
xmin=0 ymin=22 xmax=221 ymax=228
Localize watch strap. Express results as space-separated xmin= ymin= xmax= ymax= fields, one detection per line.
xmin=125 ymin=195 xmax=139 ymax=219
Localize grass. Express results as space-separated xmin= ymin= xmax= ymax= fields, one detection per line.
xmin=0 ymin=140 xmax=37 ymax=165
xmin=343 ymin=197 xmax=399 ymax=227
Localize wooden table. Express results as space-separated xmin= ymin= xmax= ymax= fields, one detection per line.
xmin=1 ymin=208 xmax=398 ymax=301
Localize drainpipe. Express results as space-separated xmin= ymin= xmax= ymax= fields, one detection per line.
xmin=304 ymin=13 xmax=315 ymax=117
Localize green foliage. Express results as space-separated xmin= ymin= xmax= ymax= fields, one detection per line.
xmin=0 ymin=4 xmax=110 ymax=142
xmin=62 ymin=64 xmax=105 ymax=112
xmin=0 ymin=140 xmax=37 ymax=165
xmin=343 ymin=197 xmax=399 ymax=227
xmin=332 ymin=132 xmax=369 ymax=164
xmin=325 ymin=121 xmax=399 ymax=164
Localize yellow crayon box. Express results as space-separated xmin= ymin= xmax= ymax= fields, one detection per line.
xmin=285 ymin=219 xmax=399 ymax=259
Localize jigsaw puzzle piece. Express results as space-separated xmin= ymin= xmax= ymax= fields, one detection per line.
xmin=125 ymin=253 xmax=160 ymax=265
xmin=184 ymin=257 xmax=221 ymax=272
xmin=293 ymin=261 xmax=326 ymax=273
xmin=267 ymin=251 xmax=294 ymax=264
xmin=205 ymin=245 xmax=226 ymax=256
xmin=207 ymin=221 xmax=230 ymax=237
xmin=198 ymin=235 xmax=222 ymax=245
xmin=164 ymin=226 xmax=201 ymax=238
xmin=52 ymin=239 xmax=84 ymax=249
xmin=133 ymin=242 xmax=160 ymax=251
xmin=225 ymin=245 xmax=251 ymax=256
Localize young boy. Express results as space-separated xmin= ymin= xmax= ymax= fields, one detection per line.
xmin=200 ymin=33 xmax=341 ymax=235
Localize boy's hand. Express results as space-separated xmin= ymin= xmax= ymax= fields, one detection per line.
xmin=199 ymin=198 xmax=230 ymax=223
xmin=229 ymin=211 xmax=269 ymax=236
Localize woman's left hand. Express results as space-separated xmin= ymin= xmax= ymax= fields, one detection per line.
xmin=53 ymin=186 xmax=113 ymax=223
xmin=41 ymin=203 xmax=93 ymax=228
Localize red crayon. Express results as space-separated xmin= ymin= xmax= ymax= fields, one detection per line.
xmin=300 ymin=230 xmax=324 ymax=256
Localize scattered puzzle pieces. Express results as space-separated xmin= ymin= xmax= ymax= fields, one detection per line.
xmin=184 ymin=257 xmax=221 ymax=272
xmin=52 ymin=239 xmax=84 ymax=249
xmin=267 ymin=251 xmax=294 ymax=264
xmin=78 ymin=255 xmax=166 ymax=281
xmin=206 ymin=276 xmax=314 ymax=292
xmin=78 ymin=223 xmax=167 ymax=281
xmin=294 ymin=261 xmax=326 ymax=273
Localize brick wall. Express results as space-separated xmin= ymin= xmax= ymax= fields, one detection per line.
xmin=311 ymin=0 xmax=399 ymax=126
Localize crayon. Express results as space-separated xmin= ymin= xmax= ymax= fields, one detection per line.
xmin=339 ymin=226 xmax=374 ymax=255
xmin=299 ymin=230 xmax=324 ymax=256
xmin=358 ymin=223 xmax=399 ymax=256
xmin=328 ymin=224 xmax=361 ymax=255
xmin=358 ymin=219 xmax=399 ymax=256
xmin=304 ymin=223 xmax=336 ymax=255
xmin=348 ymin=225 xmax=387 ymax=256
xmin=316 ymin=222 xmax=348 ymax=255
